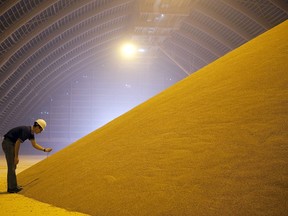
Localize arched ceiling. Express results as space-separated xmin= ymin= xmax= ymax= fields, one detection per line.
xmin=0 ymin=0 xmax=287 ymax=134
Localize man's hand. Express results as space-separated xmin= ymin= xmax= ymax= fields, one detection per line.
xmin=45 ymin=148 xmax=53 ymax=152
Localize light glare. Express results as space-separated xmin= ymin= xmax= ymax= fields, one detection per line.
xmin=120 ymin=43 xmax=137 ymax=58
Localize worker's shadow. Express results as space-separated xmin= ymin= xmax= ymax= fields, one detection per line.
xmin=0 ymin=178 xmax=39 ymax=195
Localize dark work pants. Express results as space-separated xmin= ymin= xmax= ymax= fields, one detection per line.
xmin=2 ymin=138 xmax=17 ymax=190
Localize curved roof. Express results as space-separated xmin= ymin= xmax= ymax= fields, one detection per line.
xmin=0 ymin=0 xmax=287 ymax=134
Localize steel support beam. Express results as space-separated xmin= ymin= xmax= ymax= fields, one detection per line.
xmin=194 ymin=2 xmax=253 ymax=41
xmin=221 ymin=0 xmax=272 ymax=29
xmin=269 ymin=0 xmax=288 ymax=13
xmin=0 ymin=0 xmax=19 ymax=16
xmin=0 ymin=0 xmax=58 ymax=45
xmin=0 ymin=0 xmax=132 ymax=86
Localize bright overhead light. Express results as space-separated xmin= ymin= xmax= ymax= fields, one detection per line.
xmin=120 ymin=43 xmax=137 ymax=59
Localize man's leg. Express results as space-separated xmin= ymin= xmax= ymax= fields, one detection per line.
xmin=2 ymin=139 xmax=18 ymax=190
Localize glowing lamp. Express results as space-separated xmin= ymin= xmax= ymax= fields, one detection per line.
xmin=120 ymin=43 xmax=137 ymax=59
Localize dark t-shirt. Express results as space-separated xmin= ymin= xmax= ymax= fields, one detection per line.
xmin=4 ymin=126 xmax=35 ymax=143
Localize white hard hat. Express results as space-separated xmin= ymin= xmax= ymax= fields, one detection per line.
xmin=35 ymin=119 xmax=47 ymax=130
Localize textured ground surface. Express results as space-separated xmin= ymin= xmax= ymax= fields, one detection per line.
xmin=3 ymin=21 xmax=288 ymax=215
xmin=0 ymin=155 xmax=89 ymax=215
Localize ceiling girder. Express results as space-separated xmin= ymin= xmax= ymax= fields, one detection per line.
xmin=0 ymin=9 xmax=130 ymax=100
xmin=0 ymin=0 xmax=58 ymax=45
xmin=193 ymin=2 xmax=253 ymax=41
xmin=221 ymin=0 xmax=272 ymax=30
xmin=269 ymin=0 xmax=288 ymax=13
xmin=183 ymin=19 xmax=235 ymax=50
xmin=0 ymin=0 xmax=18 ymax=16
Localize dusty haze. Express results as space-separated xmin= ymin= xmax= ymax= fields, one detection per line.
xmin=16 ymin=21 xmax=288 ymax=215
